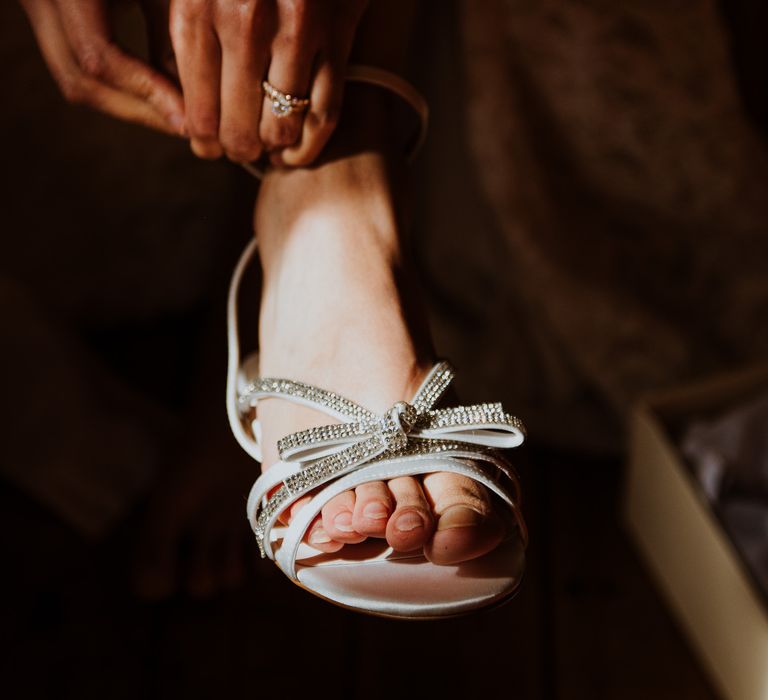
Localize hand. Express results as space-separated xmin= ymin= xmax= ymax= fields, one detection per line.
xmin=169 ymin=0 xmax=367 ymax=165
xmin=20 ymin=0 xmax=186 ymax=136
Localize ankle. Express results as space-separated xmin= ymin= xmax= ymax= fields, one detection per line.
xmin=254 ymin=186 xmax=432 ymax=407
xmin=258 ymin=150 xmax=404 ymax=252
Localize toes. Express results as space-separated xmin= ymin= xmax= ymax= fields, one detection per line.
xmin=280 ymin=491 xmax=346 ymax=553
xmin=422 ymin=473 xmax=504 ymax=565
xmin=426 ymin=505 xmax=503 ymax=565
xmin=279 ymin=493 xmax=312 ymax=525
xmin=322 ymin=491 xmax=366 ymax=544
xmin=352 ymin=481 xmax=393 ymax=536
xmin=305 ymin=515 xmax=345 ymax=553
xmin=385 ymin=477 xmax=434 ymax=552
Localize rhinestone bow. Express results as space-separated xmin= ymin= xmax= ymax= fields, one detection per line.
xmin=238 ymin=362 xmax=525 ymax=556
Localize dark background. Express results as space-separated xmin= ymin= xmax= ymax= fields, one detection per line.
xmin=2 ymin=1 xmax=767 ymax=697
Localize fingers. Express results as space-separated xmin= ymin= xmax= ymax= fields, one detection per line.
xmin=217 ymin=2 xmax=273 ymax=162
xmin=98 ymin=45 xmax=186 ymax=133
xmin=57 ymin=0 xmax=185 ymax=130
xmin=21 ymin=0 xmax=360 ymax=159
xmin=279 ymin=0 xmax=365 ymax=166
xmin=279 ymin=55 xmax=342 ymax=166
xmin=260 ymin=2 xmax=317 ymax=154
xmin=170 ymin=2 xmax=223 ymax=158
xmin=22 ymin=0 xmax=179 ymax=134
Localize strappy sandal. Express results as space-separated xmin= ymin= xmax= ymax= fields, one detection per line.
xmin=226 ymin=67 xmax=529 ymax=619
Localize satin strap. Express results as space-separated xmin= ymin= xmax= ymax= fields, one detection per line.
xmin=240 ymin=64 xmax=429 ymax=178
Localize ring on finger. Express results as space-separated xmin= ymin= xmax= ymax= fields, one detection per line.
xmin=262 ymin=80 xmax=310 ymax=118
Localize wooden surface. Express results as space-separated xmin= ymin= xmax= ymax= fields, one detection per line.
xmin=0 ymin=449 xmax=717 ymax=700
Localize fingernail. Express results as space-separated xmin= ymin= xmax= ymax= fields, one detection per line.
xmin=190 ymin=138 xmax=222 ymax=160
xmin=437 ymin=505 xmax=484 ymax=531
xmin=363 ymin=502 xmax=389 ymax=520
xmin=309 ymin=527 xmax=331 ymax=545
xmin=333 ymin=511 xmax=355 ymax=533
xmin=395 ymin=511 xmax=424 ymax=532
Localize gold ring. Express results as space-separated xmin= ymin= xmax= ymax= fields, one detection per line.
xmin=262 ymin=80 xmax=310 ymax=118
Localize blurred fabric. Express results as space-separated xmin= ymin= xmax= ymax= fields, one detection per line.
xmin=2 ymin=0 xmax=767 ymax=527
xmin=429 ymin=0 xmax=768 ymax=451
xmin=0 ymin=2 xmax=253 ymax=535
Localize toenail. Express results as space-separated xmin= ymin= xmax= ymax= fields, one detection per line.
xmin=309 ymin=527 xmax=332 ymax=545
xmin=395 ymin=511 xmax=424 ymax=532
xmin=437 ymin=505 xmax=484 ymax=531
xmin=333 ymin=511 xmax=355 ymax=532
xmin=363 ymin=502 xmax=389 ymax=520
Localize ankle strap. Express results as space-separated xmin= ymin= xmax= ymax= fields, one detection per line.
xmin=345 ymin=64 xmax=428 ymax=161
xmin=241 ymin=64 xmax=428 ymax=179
xmin=225 ymin=237 xmax=527 ymax=464
xmin=226 ymin=237 xmax=261 ymax=462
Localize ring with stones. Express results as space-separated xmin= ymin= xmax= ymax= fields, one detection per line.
xmin=262 ymin=80 xmax=310 ymax=118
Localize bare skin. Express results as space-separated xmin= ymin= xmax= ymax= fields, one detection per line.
xmin=21 ymin=0 xmax=369 ymax=163
xmin=19 ymin=0 xmax=185 ymax=135
xmin=169 ymin=0 xmax=367 ymax=164
xmin=253 ymin=91 xmax=506 ymax=564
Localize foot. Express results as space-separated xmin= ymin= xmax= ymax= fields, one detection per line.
xmin=254 ymin=147 xmax=506 ymax=565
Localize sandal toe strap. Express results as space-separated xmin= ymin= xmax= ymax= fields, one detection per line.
xmin=240 ymin=362 xmax=527 ymax=561
xmin=274 ymin=453 xmax=526 ymax=580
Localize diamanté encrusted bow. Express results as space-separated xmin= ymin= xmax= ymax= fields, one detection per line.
xmin=238 ymin=361 xmax=525 ymax=556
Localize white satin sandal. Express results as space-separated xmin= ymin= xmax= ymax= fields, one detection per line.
xmin=226 ymin=67 xmax=529 ymax=619
xmin=226 ymin=240 xmax=528 ymax=619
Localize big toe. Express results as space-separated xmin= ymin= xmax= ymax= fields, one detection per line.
xmin=422 ymin=473 xmax=504 ymax=565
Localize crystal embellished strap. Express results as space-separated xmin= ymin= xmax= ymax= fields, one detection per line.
xmin=276 ymin=452 xmax=526 ymax=577
xmin=411 ymin=361 xmax=454 ymax=413
xmin=226 ymin=237 xmax=261 ymax=461
xmin=279 ymin=402 xmax=525 ymax=463
xmin=254 ymin=443 xmax=518 ymax=560
xmin=246 ymin=363 xmax=527 ymax=558
xmin=239 ymin=361 xmax=456 ymax=435
xmin=239 ymin=377 xmax=377 ymax=423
